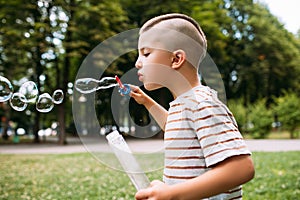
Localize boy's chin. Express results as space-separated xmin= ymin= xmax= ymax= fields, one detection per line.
xmin=144 ymin=83 xmax=162 ymax=91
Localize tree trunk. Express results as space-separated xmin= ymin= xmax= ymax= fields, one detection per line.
xmin=33 ymin=112 xmax=40 ymax=143
xmin=57 ymin=0 xmax=75 ymax=145
xmin=1 ymin=103 xmax=10 ymax=140
xmin=290 ymin=129 xmax=296 ymax=139
xmin=33 ymin=44 xmax=43 ymax=143
xmin=58 ymin=104 xmax=67 ymax=144
xmin=1 ymin=116 xmax=9 ymax=140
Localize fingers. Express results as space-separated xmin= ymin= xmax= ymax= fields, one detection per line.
xmin=129 ymin=85 xmax=143 ymax=99
xmin=129 ymin=85 xmax=141 ymax=98
xmin=135 ymin=180 xmax=165 ymax=200
xmin=125 ymin=84 xmax=149 ymax=105
xmin=129 ymin=84 xmax=141 ymax=93
xmin=150 ymin=180 xmax=163 ymax=186
xmin=135 ymin=188 xmax=151 ymax=200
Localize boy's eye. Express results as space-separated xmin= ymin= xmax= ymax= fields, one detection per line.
xmin=143 ymin=52 xmax=150 ymax=57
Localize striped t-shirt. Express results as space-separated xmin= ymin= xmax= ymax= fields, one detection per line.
xmin=163 ymin=85 xmax=251 ymax=200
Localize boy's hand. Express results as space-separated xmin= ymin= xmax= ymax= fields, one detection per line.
xmin=129 ymin=85 xmax=151 ymax=105
xmin=135 ymin=180 xmax=172 ymax=200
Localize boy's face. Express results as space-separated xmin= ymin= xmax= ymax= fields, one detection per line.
xmin=135 ymin=44 xmax=173 ymax=91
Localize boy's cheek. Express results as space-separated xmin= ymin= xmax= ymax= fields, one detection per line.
xmin=143 ymin=63 xmax=181 ymax=90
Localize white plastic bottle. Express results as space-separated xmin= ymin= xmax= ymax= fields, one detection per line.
xmin=106 ymin=130 xmax=150 ymax=191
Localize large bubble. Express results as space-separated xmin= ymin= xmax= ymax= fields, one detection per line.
xmin=75 ymin=77 xmax=117 ymax=94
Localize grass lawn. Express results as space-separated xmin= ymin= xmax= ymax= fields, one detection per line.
xmin=0 ymin=151 xmax=299 ymax=199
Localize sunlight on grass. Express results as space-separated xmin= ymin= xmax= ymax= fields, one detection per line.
xmin=0 ymin=152 xmax=299 ymax=199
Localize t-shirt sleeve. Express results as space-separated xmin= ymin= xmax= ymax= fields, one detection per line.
xmin=193 ymin=100 xmax=251 ymax=167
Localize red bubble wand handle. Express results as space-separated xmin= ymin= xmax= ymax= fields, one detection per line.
xmin=115 ymin=75 xmax=124 ymax=89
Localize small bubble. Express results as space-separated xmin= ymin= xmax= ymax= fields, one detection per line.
xmin=52 ymin=89 xmax=64 ymax=104
xmin=0 ymin=75 xmax=14 ymax=102
xmin=19 ymin=81 xmax=38 ymax=103
xmin=36 ymin=93 xmax=54 ymax=113
xmin=9 ymin=93 xmax=28 ymax=111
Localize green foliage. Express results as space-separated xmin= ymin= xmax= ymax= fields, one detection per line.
xmin=120 ymin=0 xmax=196 ymax=26
xmin=191 ymin=0 xmax=231 ymax=67
xmin=245 ymin=99 xmax=273 ymax=138
xmin=219 ymin=1 xmax=300 ymax=104
xmin=238 ymin=2 xmax=300 ymax=104
xmin=0 ymin=152 xmax=299 ymax=199
xmin=228 ymin=94 xmax=300 ymax=139
xmin=227 ymin=99 xmax=247 ymax=132
xmin=273 ymin=92 xmax=300 ymax=138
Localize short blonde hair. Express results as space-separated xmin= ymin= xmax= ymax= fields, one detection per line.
xmin=139 ymin=13 xmax=207 ymax=68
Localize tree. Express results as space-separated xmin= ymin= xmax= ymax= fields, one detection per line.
xmin=247 ymin=99 xmax=273 ymax=138
xmin=274 ymin=92 xmax=300 ymax=139
xmin=224 ymin=1 xmax=300 ymax=105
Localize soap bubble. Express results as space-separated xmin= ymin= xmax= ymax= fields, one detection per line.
xmin=0 ymin=77 xmax=64 ymax=112
xmin=19 ymin=81 xmax=38 ymax=103
xmin=75 ymin=77 xmax=117 ymax=94
xmin=0 ymin=75 xmax=14 ymax=102
xmin=36 ymin=93 xmax=54 ymax=113
xmin=75 ymin=78 xmax=99 ymax=94
xmin=52 ymin=89 xmax=64 ymax=104
xmin=9 ymin=93 xmax=28 ymax=111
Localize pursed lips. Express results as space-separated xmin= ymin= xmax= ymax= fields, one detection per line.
xmin=137 ymin=72 xmax=143 ymax=81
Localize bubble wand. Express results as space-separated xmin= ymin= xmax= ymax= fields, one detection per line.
xmin=115 ymin=75 xmax=131 ymax=95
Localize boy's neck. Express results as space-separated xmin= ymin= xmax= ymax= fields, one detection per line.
xmin=172 ymin=81 xmax=201 ymax=99
xmin=170 ymin=68 xmax=201 ymax=99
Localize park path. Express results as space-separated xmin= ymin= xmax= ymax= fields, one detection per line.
xmin=0 ymin=137 xmax=299 ymax=154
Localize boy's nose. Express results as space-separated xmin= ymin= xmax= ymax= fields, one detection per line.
xmin=135 ymin=58 xmax=142 ymax=69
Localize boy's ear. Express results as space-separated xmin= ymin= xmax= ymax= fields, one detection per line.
xmin=171 ymin=50 xmax=186 ymax=69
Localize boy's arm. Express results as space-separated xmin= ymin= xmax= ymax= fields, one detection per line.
xmin=130 ymin=85 xmax=168 ymax=130
xmin=135 ymin=154 xmax=255 ymax=200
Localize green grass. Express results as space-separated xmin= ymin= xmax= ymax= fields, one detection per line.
xmin=0 ymin=152 xmax=299 ymax=199
xmin=244 ymin=151 xmax=300 ymax=200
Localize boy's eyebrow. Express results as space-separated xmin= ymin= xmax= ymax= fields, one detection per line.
xmin=138 ymin=47 xmax=151 ymax=52
xmin=137 ymin=47 xmax=144 ymax=54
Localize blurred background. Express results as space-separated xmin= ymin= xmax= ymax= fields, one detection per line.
xmin=0 ymin=0 xmax=300 ymax=144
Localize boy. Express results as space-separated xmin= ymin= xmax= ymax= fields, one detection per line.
xmin=130 ymin=13 xmax=255 ymax=200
